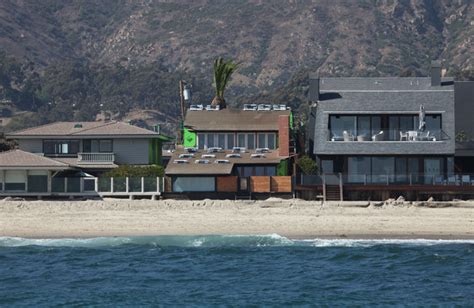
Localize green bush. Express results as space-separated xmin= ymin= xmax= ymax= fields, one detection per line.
xmin=297 ymin=155 xmax=318 ymax=175
xmin=103 ymin=165 xmax=164 ymax=178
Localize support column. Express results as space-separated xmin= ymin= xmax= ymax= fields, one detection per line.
xmin=1 ymin=170 xmax=5 ymax=193
xmin=141 ymin=177 xmax=145 ymax=193
xmin=47 ymin=171 xmax=52 ymax=193
xmin=25 ymin=170 xmax=29 ymax=193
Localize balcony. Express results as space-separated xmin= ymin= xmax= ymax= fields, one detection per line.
xmin=78 ymin=152 xmax=115 ymax=164
xmin=328 ymin=130 xmax=449 ymax=142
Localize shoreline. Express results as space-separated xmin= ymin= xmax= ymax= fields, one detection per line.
xmin=1 ymin=199 xmax=473 ymax=240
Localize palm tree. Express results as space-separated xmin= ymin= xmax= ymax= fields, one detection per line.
xmin=211 ymin=57 xmax=238 ymax=108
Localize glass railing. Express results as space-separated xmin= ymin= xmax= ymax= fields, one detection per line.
xmin=327 ymin=130 xmax=449 ymax=142
xmin=298 ymin=173 xmax=474 ymax=186
xmin=97 ymin=177 xmax=163 ymax=193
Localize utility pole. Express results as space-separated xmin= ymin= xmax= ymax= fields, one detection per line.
xmin=177 ymin=80 xmax=185 ymax=145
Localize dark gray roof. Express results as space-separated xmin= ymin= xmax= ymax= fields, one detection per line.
xmin=320 ymin=77 xmax=454 ymax=93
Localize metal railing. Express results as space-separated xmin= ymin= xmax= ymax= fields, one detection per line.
xmin=327 ymin=130 xmax=449 ymax=142
xmin=78 ymin=153 xmax=115 ymax=163
xmin=298 ymin=173 xmax=474 ymax=186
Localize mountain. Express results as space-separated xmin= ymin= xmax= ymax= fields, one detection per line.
xmin=0 ymin=0 xmax=472 ymax=132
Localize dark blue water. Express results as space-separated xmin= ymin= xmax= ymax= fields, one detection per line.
xmin=0 ymin=235 xmax=473 ymax=306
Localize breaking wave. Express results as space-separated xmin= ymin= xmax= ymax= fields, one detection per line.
xmin=0 ymin=235 xmax=472 ymax=248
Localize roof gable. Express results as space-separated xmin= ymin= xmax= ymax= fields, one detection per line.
xmin=0 ymin=150 xmax=69 ymax=169
xmin=7 ymin=121 xmax=161 ymax=138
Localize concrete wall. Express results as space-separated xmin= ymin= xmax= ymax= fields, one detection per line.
xmin=114 ymin=139 xmax=150 ymax=165
xmin=313 ymin=91 xmax=455 ymax=155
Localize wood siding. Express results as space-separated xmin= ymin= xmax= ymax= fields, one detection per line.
xmin=216 ymin=176 xmax=238 ymax=192
xmin=271 ymin=176 xmax=292 ymax=192
xmin=250 ymin=176 xmax=271 ymax=193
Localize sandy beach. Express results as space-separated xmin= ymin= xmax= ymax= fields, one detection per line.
xmin=0 ymin=198 xmax=473 ymax=239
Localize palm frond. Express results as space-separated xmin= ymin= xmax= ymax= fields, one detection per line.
xmin=212 ymin=57 xmax=238 ymax=99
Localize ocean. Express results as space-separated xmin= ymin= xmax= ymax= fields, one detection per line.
xmin=0 ymin=235 xmax=473 ymax=306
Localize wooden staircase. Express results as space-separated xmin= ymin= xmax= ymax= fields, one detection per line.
xmin=324 ymin=185 xmax=342 ymax=201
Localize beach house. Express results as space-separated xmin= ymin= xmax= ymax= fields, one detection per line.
xmin=165 ymin=105 xmax=294 ymax=197
xmin=3 ymin=121 xmax=170 ymax=197
xmin=302 ymin=61 xmax=474 ymax=201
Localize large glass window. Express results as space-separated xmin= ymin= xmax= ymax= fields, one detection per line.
xmin=347 ymin=157 xmax=371 ymax=183
xmin=372 ymin=157 xmax=395 ymax=183
xmin=330 ymin=116 xmax=356 ymax=139
xmin=83 ymin=139 xmax=113 ymax=153
xmin=357 ymin=116 xmax=371 ymax=139
xmin=330 ymin=114 xmax=442 ymax=142
xmin=395 ymin=157 xmax=408 ymax=183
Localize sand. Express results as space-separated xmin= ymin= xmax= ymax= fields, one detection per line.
xmin=0 ymin=198 xmax=473 ymax=239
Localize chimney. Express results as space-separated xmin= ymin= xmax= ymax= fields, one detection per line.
xmin=278 ymin=115 xmax=290 ymax=157
xmin=308 ymin=72 xmax=320 ymax=102
xmin=431 ymin=61 xmax=441 ymax=87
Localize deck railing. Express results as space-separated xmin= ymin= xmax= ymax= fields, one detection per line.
xmin=298 ymin=173 xmax=474 ymax=186
xmin=327 ymin=129 xmax=450 ymax=142
xmin=78 ymin=153 xmax=115 ymax=163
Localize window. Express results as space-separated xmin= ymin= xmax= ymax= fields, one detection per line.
xmin=218 ymin=134 xmax=226 ymax=148
xmin=256 ymin=133 xmax=276 ymax=149
xmin=43 ymin=140 xmax=79 ymax=155
xmin=329 ymin=116 xmax=356 ymax=138
xmin=207 ymin=134 xmax=215 ymax=147
xmin=347 ymin=157 xmax=371 ymax=183
xmin=226 ymin=134 xmax=234 ymax=149
xmin=237 ymin=134 xmax=246 ymax=147
xmin=198 ymin=133 xmax=205 ymax=149
xmin=258 ymin=133 xmax=266 ymax=148
xmin=247 ymin=134 xmax=255 ymax=149
xmin=265 ymin=166 xmax=276 ymax=176
xmin=268 ymin=133 xmax=276 ymax=149
xmin=371 ymin=157 xmax=395 ymax=183
xmin=83 ymin=139 xmax=113 ymax=153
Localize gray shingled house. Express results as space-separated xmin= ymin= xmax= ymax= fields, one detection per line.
xmin=305 ymin=62 xmax=474 ymax=201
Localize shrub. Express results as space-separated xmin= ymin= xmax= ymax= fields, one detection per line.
xmin=297 ymin=155 xmax=318 ymax=175
xmin=103 ymin=165 xmax=164 ymax=178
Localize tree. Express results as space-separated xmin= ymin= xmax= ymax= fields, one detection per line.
xmin=296 ymin=155 xmax=318 ymax=175
xmin=211 ymin=57 xmax=238 ymax=109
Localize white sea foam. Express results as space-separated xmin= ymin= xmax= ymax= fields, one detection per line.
xmin=0 ymin=234 xmax=295 ymax=248
xmin=300 ymin=238 xmax=474 ymax=247
xmin=0 ymin=235 xmax=472 ymax=248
